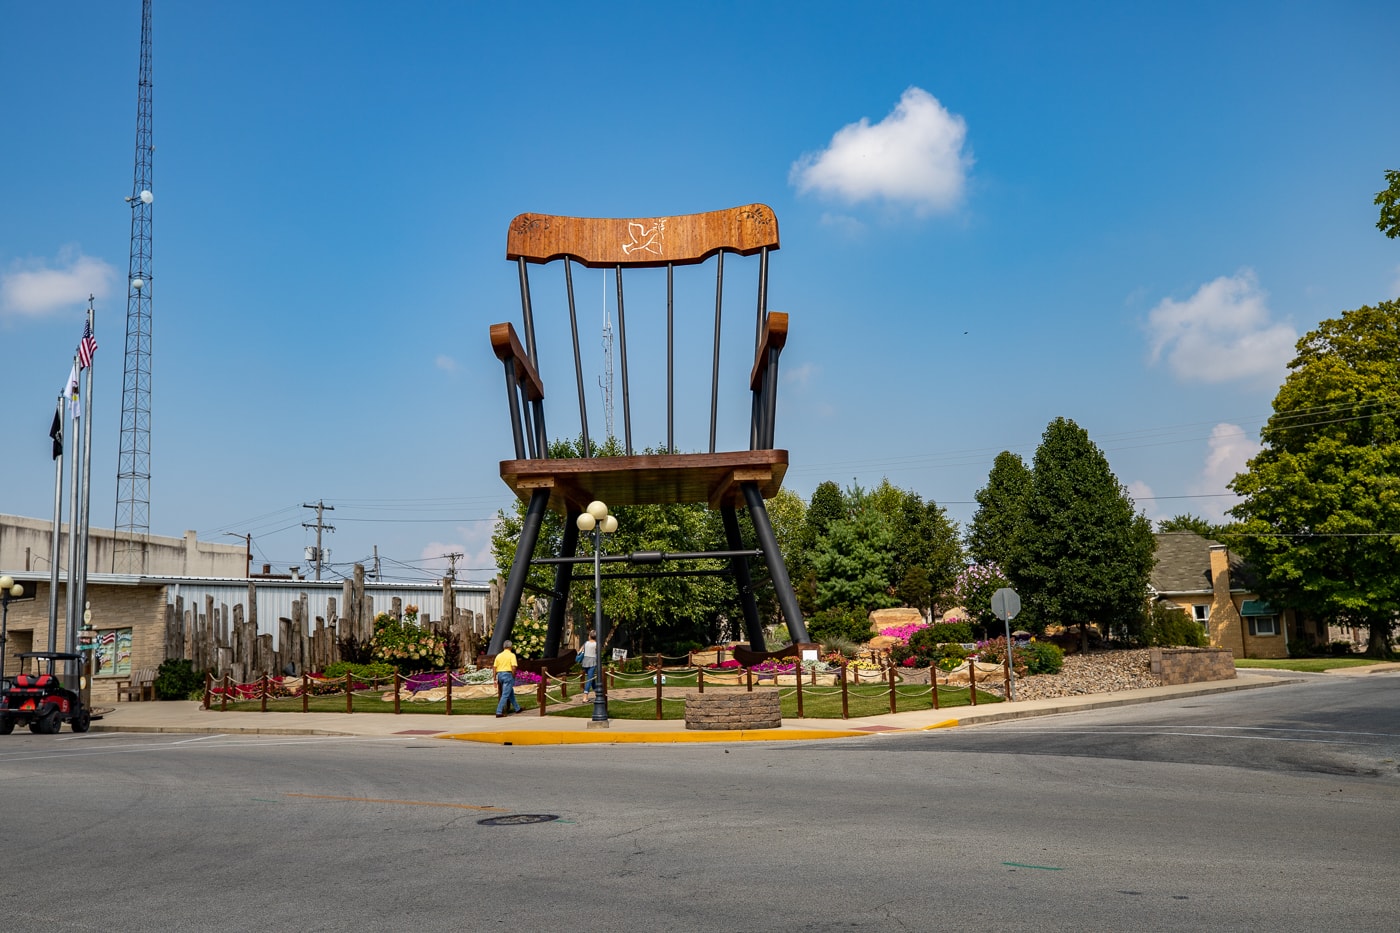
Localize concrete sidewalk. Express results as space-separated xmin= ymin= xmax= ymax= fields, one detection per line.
xmin=83 ymin=669 xmax=1308 ymax=744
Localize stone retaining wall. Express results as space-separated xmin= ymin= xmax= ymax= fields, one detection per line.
xmin=1149 ymin=647 xmax=1237 ymax=685
xmin=684 ymin=690 xmax=781 ymax=730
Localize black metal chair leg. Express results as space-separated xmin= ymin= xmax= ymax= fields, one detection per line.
xmin=543 ymin=514 xmax=580 ymax=658
xmin=741 ymin=482 xmax=811 ymax=644
xmin=722 ymin=504 xmax=765 ymax=651
xmin=488 ymin=488 xmax=552 ymax=655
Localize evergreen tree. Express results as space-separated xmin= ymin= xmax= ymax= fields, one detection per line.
xmin=1008 ymin=417 xmax=1156 ymax=651
xmin=810 ymin=508 xmax=898 ymax=612
xmin=966 ymin=451 xmax=1032 ymax=567
xmin=1231 ymin=301 xmax=1400 ymax=657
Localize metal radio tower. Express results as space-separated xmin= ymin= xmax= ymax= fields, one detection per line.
xmin=114 ymin=0 xmax=154 ymax=574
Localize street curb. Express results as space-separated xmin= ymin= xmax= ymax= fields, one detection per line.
xmin=89 ymin=724 xmax=356 ymax=737
xmin=444 ymin=727 xmax=870 ymax=745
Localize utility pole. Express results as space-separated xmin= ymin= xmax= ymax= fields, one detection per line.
xmin=372 ymin=545 xmax=380 ymax=581
xmin=444 ymin=551 xmax=463 ymax=581
xmin=301 ymin=501 xmax=334 ymax=581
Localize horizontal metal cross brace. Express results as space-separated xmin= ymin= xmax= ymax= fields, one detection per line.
xmin=531 ymin=548 xmax=763 ymax=566
xmin=569 ymin=569 xmax=736 ymax=582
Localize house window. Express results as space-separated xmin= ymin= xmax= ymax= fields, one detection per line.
xmin=1247 ymin=615 xmax=1279 ymax=637
xmin=95 ymin=628 xmax=134 ymax=677
xmin=1192 ymin=604 xmax=1210 ymax=635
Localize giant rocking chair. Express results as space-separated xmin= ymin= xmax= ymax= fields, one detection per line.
xmin=486 ymin=204 xmax=810 ymax=656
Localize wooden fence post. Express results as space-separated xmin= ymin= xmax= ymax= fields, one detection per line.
xmin=888 ymin=662 xmax=897 ymax=714
xmin=345 ymin=672 xmax=353 ymax=714
xmin=302 ymin=673 xmax=309 ymax=713
xmin=537 ymin=675 xmax=546 ymax=717
xmin=203 ymin=671 xmax=211 ymax=710
xmin=930 ymin=665 xmax=940 ymax=710
xmin=746 ymin=666 xmax=753 ymax=692
xmin=445 ymin=669 xmax=452 ymax=717
xmin=968 ymin=659 xmax=977 ymax=707
xmin=840 ymin=661 xmax=849 ymax=720
xmin=697 ymin=666 xmax=705 ymax=694
xmin=795 ymin=663 xmax=804 ymax=719
xmin=220 ymin=673 xmax=230 ymax=713
xmin=260 ymin=674 xmax=268 ymax=713
xmin=393 ymin=670 xmax=401 ymax=715
xmin=654 ymin=664 xmax=663 ymax=720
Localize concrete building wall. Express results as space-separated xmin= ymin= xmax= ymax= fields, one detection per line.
xmin=1 ymin=513 xmax=247 ymax=578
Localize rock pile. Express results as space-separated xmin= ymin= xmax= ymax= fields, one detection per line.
xmin=1009 ymin=648 xmax=1162 ymax=701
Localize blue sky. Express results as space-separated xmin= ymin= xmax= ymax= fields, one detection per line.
xmin=3 ymin=1 xmax=1398 ymax=585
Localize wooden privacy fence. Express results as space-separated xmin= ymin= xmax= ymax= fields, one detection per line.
xmin=166 ymin=564 xmax=489 ymax=685
xmin=203 ymin=655 xmax=1012 ymax=720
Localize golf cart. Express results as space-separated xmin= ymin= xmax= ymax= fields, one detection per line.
xmin=0 ymin=651 xmax=91 ymax=734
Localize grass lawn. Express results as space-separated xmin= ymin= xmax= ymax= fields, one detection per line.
xmin=1235 ymin=657 xmax=1390 ymax=673
xmin=208 ymin=682 xmax=1001 ymax=721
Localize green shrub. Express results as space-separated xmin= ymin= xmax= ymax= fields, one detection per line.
xmin=1018 ymin=640 xmax=1064 ymax=674
xmin=808 ymin=607 xmax=875 ymax=645
xmin=323 ymin=661 xmax=396 ymax=682
xmin=977 ymin=638 xmax=1064 ymax=675
xmin=1140 ymin=601 xmax=1207 ymax=647
xmin=153 ymin=658 xmax=205 ymax=701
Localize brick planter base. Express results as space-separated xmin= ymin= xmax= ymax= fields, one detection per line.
xmin=684 ymin=690 xmax=782 ymax=730
xmin=1150 ymin=647 xmax=1237 ymax=685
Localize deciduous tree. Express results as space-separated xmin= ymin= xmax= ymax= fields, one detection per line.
xmin=1230 ymin=301 xmax=1400 ymax=657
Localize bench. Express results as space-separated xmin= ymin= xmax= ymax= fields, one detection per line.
xmin=116 ymin=668 xmax=156 ymax=701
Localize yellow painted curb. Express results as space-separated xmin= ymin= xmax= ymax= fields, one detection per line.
xmin=920 ymin=719 xmax=960 ymax=730
xmin=443 ymin=728 xmax=868 ymax=745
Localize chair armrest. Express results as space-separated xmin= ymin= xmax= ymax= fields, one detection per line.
xmin=750 ymin=312 xmax=789 ymax=389
xmin=490 ymin=322 xmax=546 ymax=401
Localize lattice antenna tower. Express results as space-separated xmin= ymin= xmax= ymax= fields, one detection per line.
xmin=114 ymin=0 xmax=155 ymax=573
xmin=599 ymin=272 xmax=615 ymax=441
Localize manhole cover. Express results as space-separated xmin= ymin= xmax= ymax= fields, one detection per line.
xmin=477 ymin=814 xmax=560 ymax=826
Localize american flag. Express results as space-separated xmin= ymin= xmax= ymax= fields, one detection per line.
xmin=78 ymin=317 xmax=97 ymax=369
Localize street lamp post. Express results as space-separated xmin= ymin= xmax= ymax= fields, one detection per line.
xmin=0 ymin=575 xmax=25 ymax=689
xmin=576 ymin=500 xmax=618 ymax=727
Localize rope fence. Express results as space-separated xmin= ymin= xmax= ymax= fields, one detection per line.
xmin=202 ymin=652 xmax=1012 ymax=721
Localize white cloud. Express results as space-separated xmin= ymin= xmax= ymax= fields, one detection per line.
xmin=1145 ymin=270 xmax=1297 ymax=384
xmin=0 ymin=247 xmax=117 ymax=318
xmin=790 ymin=87 xmax=972 ymax=215
xmin=435 ymin=354 xmax=458 ymax=372
xmin=1188 ymin=422 xmax=1260 ymax=523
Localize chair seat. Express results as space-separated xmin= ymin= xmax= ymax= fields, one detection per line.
xmin=500 ymin=450 xmax=788 ymax=513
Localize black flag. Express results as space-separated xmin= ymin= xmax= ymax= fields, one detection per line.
xmin=49 ymin=408 xmax=62 ymax=459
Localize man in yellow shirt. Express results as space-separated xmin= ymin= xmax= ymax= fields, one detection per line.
xmin=493 ymin=640 xmax=521 ymax=717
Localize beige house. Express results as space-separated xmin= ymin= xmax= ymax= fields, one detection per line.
xmin=1149 ymin=532 xmax=1299 ymax=660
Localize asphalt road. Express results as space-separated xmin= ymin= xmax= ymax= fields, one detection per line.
xmin=1 ymin=674 xmax=1396 ymax=932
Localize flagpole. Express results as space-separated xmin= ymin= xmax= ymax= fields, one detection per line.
xmin=75 ymin=302 xmax=98 ymax=685
xmin=48 ymin=394 xmax=65 ymax=654
xmin=65 ymin=356 xmax=83 ymax=681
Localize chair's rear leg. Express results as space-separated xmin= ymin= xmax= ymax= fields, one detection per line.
xmin=741 ymin=482 xmax=812 ymax=645
xmin=543 ymin=514 xmax=580 ymax=658
xmin=489 ymin=488 xmax=552 ymax=655
xmin=721 ymin=504 xmax=765 ymax=651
